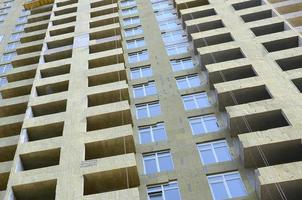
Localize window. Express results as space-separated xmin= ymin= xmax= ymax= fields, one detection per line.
xmin=5 ymin=41 xmax=19 ymax=51
xmin=123 ymin=16 xmax=140 ymax=26
xmin=121 ymin=6 xmax=138 ymax=16
xmin=0 ymin=14 xmax=6 ymax=21
xmin=0 ymin=64 xmax=12 ymax=74
xmin=128 ymin=50 xmax=149 ymax=63
xmin=197 ymin=140 xmax=232 ymax=165
xmin=124 ymin=26 xmax=143 ymax=37
xmin=156 ymin=10 xmax=177 ymax=21
xmin=189 ymin=115 xmax=220 ymax=135
xmin=130 ymin=66 xmax=152 ymax=80
xmin=166 ymin=43 xmax=189 ymax=56
xmin=10 ymin=32 xmax=22 ymax=41
xmin=152 ymin=1 xmax=173 ymax=11
xmin=133 ymin=81 xmax=157 ymax=98
xmin=139 ymin=122 xmax=167 ymax=144
xmin=20 ymin=9 xmax=30 ymax=16
xmin=15 ymin=24 xmax=25 ymax=32
xmin=143 ymin=151 xmax=173 ymax=174
xmin=176 ymin=74 xmax=201 ymax=90
xmin=182 ymin=92 xmax=210 ymax=110
xmin=17 ymin=16 xmax=27 ymax=23
xmin=126 ymin=38 xmax=145 ymax=49
xmin=1 ymin=52 xmax=16 ymax=62
xmin=0 ymin=35 xmax=3 ymax=43
xmin=162 ymin=30 xmax=187 ymax=44
xmin=207 ymin=172 xmax=247 ymax=200
xmin=0 ymin=77 xmax=8 ymax=86
xmin=0 ymin=8 xmax=9 ymax=14
xmin=170 ymin=58 xmax=194 ymax=72
xmin=136 ymin=101 xmax=161 ymax=119
xmin=120 ymin=0 xmax=136 ymax=7
xmin=159 ymin=20 xmax=182 ymax=31
xmin=147 ymin=181 xmax=181 ymax=200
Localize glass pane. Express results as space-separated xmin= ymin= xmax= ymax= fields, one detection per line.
xmin=131 ymin=70 xmax=140 ymax=80
xmin=215 ymin=146 xmax=232 ymax=162
xmin=227 ymin=178 xmax=246 ymax=198
xmin=137 ymin=107 xmax=148 ymax=119
xmin=142 ymin=67 xmax=152 ymax=77
xmin=144 ymin=158 xmax=158 ymax=174
xmin=196 ymin=94 xmax=210 ymax=108
xmin=164 ymin=188 xmax=181 ymax=200
xmin=201 ymin=149 xmax=216 ymax=164
xmin=190 ymin=120 xmax=205 ymax=135
xmin=139 ymin=129 xmax=152 ymax=144
xmin=149 ymin=193 xmax=164 ymax=200
xmin=210 ymin=182 xmax=229 ymax=200
xmin=146 ymin=85 xmax=157 ymax=96
xmin=189 ymin=77 xmax=200 ymax=88
xmin=134 ymin=87 xmax=145 ymax=98
xmin=177 ymin=79 xmax=188 ymax=90
xmin=153 ymin=126 xmax=167 ymax=142
xmin=184 ymin=98 xmax=196 ymax=110
xmin=204 ymin=118 xmax=219 ymax=133
xmin=149 ymin=104 xmax=161 ymax=117
xmin=158 ymin=154 xmax=173 ymax=172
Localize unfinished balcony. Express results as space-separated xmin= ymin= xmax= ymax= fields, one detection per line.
xmin=89 ymin=35 xmax=122 ymax=54
xmin=20 ymin=30 xmax=46 ymax=43
xmin=17 ymin=41 xmax=43 ymax=55
xmin=292 ymin=77 xmax=302 ymax=92
xmin=256 ymin=161 xmax=302 ymax=200
xmin=44 ymin=45 xmax=73 ymax=63
xmin=86 ymin=101 xmax=132 ymax=132
xmin=174 ymin=0 xmax=209 ymax=13
xmin=24 ymin=20 xmax=49 ymax=33
xmin=56 ymin=0 xmax=78 ymax=7
xmin=36 ymin=80 xmax=69 ymax=96
xmin=31 ymin=100 xmax=67 ymax=117
xmin=52 ymin=15 xmax=76 ymax=26
xmin=180 ymin=6 xmax=216 ymax=22
xmin=12 ymin=179 xmax=57 ymax=200
xmin=276 ymin=54 xmax=302 ymax=71
xmin=40 ymin=64 xmax=70 ymax=78
xmin=89 ymin=23 xmax=121 ymax=41
xmin=0 ymin=144 xmax=17 ymax=163
xmin=207 ymin=63 xmax=257 ymax=88
xmin=24 ymin=121 xmax=64 ymax=142
xmin=0 ymin=80 xmax=33 ymax=98
xmin=250 ymin=22 xmax=285 ymax=36
xmin=19 ymin=148 xmax=60 ymax=171
xmin=90 ymin=0 xmax=117 ymax=9
xmin=0 ymin=102 xmax=27 ymax=119
xmin=229 ymin=109 xmax=290 ymax=136
xmin=89 ymin=13 xmax=119 ymax=29
xmin=186 ymin=16 xmax=224 ymax=37
xmin=88 ymin=67 xmax=126 ymax=87
xmin=54 ymin=6 xmax=77 ymax=16
xmin=239 ymin=126 xmax=302 ymax=168
xmin=0 ymin=172 xmax=9 ymax=192
xmin=90 ymin=3 xmax=118 ymax=18
xmin=216 ymin=84 xmax=272 ymax=110
xmin=12 ymin=52 xmax=40 ymax=68
xmin=88 ymin=49 xmax=124 ymax=69
xmin=262 ymin=36 xmax=300 ymax=53
xmin=49 ymin=25 xmax=75 ymax=36
xmin=27 ymin=12 xmax=51 ymax=24
xmin=0 ymin=119 xmax=22 ymax=139
xmin=6 ymin=64 xmax=37 ymax=82
xmin=232 ymin=0 xmax=261 ymax=10
xmin=241 ymin=9 xmax=272 ymax=23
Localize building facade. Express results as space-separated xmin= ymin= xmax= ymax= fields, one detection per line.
xmin=0 ymin=0 xmax=301 ymax=199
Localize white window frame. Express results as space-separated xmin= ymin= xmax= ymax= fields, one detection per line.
xmin=208 ymin=171 xmax=247 ymax=200
xmin=124 ymin=26 xmax=143 ymax=37
xmin=170 ymin=58 xmax=194 ymax=72
xmin=159 ymin=20 xmax=182 ymax=31
xmin=176 ymin=74 xmax=201 ymax=90
xmin=162 ymin=30 xmax=187 ymax=44
xmin=189 ymin=114 xmax=220 ymax=135
xmin=133 ymin=81 xmax=157 ymax=98
xmin=121 ymin=6 xmax=138 ymax=16
xmin=138 ymin=122 xmax=167 ymax=144
xmin=130 ymin=66 xmax=152 ymax=80
xmin=143 ymin=150 xmax=174 ymax=174
xmin=166 ymin=42 xmax=189 ymax=56
xmin=147 ymin=181 xmax=181 ymax=200
xmin=126 ymin=38 xmax=145 ymax=49
xmin=136 ymin=102 xmax=161 ymax=119
xmin=128 ymin=50 xmax=149 ymax=63
xmin=123 ymin=16 xmax=140 ymax=26
xmin=120 ymin=0 xmax=136 ymax=8
xmin=197 ymin=140 xmax=232 ymax=165
xmin=182 ymin=92 xmax=210 ymax=110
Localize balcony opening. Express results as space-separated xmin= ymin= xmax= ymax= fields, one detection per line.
xmin=201 ymin=48 xmax=245 ymax=65
xmin=90 ymin=16 xmax=119 ymax=29
xmin=187 ymin=19 xmax=224 ymax=35
xmin=19 ymin=148 xmax=60 ymax=171
xmin=49 ymin=26 xmax=75 ymax=36
xmin=0 ymin=122 xmax=22 ymax=139
xmin=88 ymin=89 xmax=129 ymax=107
xmin=251 ymin=22 xmax=284 ymax=36
xmin=232 ymin=0 xmax=261 ymax=10
xmin=20 ymin=32 xmax=46 ymax=44
xmin=263 ymin=37 xmax=299 ymax=53
xmin=36 ymin=81 xmax=69 ymax=96
xmin=182 ymin=8 xmax=216 ymax=21
xmin=230 ymin=109 xmax=290 ymax=135
xmin=1 ymin=85 xmax=32 ymax=99
xmin=54 ymin=7 xmax=77 ymax=16
xmin=276 ymin=55 xmax=302 ymax=71
xmin=90 ymin=28 xmax=121 ymax=40
xmin=31 ymin=100 xmax=67 ymax=117
xmin=0 ymin=145 xmax=17 ymax=163
xmin=52 ymin=16 xmax=76 ymax=26
xmin=85 ymin=136 xmax=135 ymax=160
xmin=30 ymin=4 xmax=53 ymax=15
xmin=44 ymin=49 xmax=72 ymax=63
xmin=88 ymin=54 xmax=124 ymax=69
xmin=88 ymin=70 xmax=126 ymax=87
xmin=83 ymin=167 xmax=139 ymax=195
xmin=89 ymin=38 xmax=122 ymax=54
xmin=86 ymin=111 xmax=132 ymax=132
xmin=194 ymin=33 xmax=233 ymax=52
xmin=209 ymin=65 xmax=257 ymax=86
xmin=17 ymin=43 xmax=43 ymax=55
xmin=218 ymin=85 xmax=271 ymax=109
xmin=90 ymin=7 xmax=118 ymax=18
xmin=90 ymin=0 xmax=117 ymax=8
xmin=40 ymin=64 xmax=71 ymax=78
xmin=26 ymin=122 xmax=64 ymax=142
xmin=0 ymin=172 xmax=9 ymax=191
xmin=241 ymin=10 xmax=272 ymax=23
xmin=57 ymin=0 xmax=78 ymax=7
xmin=0 ymin=102 xmax=27 ymax=118
xmin=12 ymin=179 xmax=57 ymax=200
xmin=47 ymin=37 xmax=73 ymax=49
xmin=24 ymin=23 xmax=48 ymax=33
xmin=7 ymin=69 xmax=36 ymax=82
xmin=277 ymin=2 xmax=302 ymax=14
xmin=28 ymin=14 xmax=51 ymax=24
xmin=11 ymin=55 xmax=40 ymax=67
xmin=292 ymin=78 xmax=302 ymax=92
xmin=177 ymin=0 xmax=209 ymax=10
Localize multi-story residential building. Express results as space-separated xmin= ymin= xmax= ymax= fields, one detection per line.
xmin=0 ymin=0 xmax=301 ymax=199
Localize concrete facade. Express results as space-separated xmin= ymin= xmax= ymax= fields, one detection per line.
xmin=0 ymin=0 xmax=301 ymax=199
